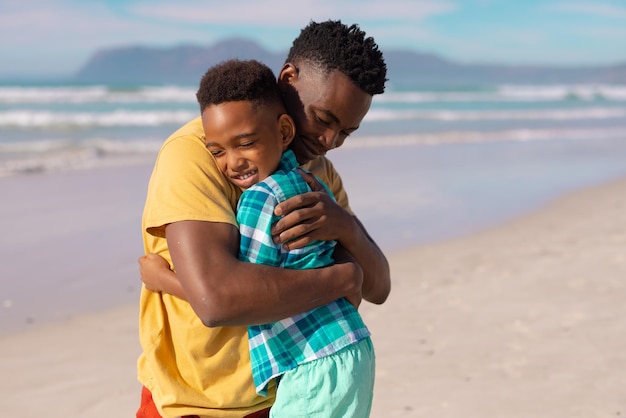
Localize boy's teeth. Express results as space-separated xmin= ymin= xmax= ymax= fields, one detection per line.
xmin=237 ymin=172 xmax=253 ymax=180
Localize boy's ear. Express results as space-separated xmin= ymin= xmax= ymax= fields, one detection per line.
xmin=278 ymin=113 xmax=295 ymax=151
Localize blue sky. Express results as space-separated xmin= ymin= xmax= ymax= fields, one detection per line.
xmin=1 ymin=0 xmax=625 ymax=78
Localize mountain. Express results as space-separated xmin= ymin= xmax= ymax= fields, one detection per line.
xmin=383 ymin=49 xmax=626 ymax=86
xmin=72 ymin=38 xmax=626 ymax=86
xmin=73 ymin=38 xmax=285 ymax=85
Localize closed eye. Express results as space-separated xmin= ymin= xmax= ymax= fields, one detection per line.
xmin=206 ymin=145 xmax=224 ymax=157
xmin=316 ymin=115 xmax=352 ymax=138
xmin=239 ymin=140 xmax=256 ymax=148
xmin=315 ymin=115 xmax=331 ymax=126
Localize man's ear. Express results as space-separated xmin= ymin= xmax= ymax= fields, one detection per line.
xmin=277 ymin=63 xmax=298 ymax=89
xmin=278 ymin=113 xmax=295 ymax=151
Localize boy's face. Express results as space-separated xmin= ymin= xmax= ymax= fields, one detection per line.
xmin=202 ymin=101 xmax=294 ymax=190
xmin=278 ymin=63 xmax=372 ymax=164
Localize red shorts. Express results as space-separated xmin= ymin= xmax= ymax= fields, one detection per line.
xmin=137 ymin=386 xmax=270 ymax=418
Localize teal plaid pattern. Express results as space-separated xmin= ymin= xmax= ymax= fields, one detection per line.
xmin=237 ymin=150 xmax=370 ymax=395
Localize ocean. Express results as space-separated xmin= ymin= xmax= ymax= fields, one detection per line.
xmin=1 ymin=81 xmax=626 ymax=334
xmin=1 ymin=81 xmax=626 ymax=251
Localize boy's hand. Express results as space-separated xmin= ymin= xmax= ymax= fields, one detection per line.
xmin=138 ymin=253 xmax=171 ymax=292
xmin=271 ymin=170 xmax=354 ymax=250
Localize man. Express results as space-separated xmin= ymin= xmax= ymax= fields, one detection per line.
xmin=137 ymin=20 xmax=391 ymax=418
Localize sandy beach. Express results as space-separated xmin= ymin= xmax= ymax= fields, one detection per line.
xmin=1 ymin=165 xmax=625 ymax=417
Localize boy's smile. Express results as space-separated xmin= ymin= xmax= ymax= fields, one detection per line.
xmin=230 ymin=168 xmax=259 ymax=190
xmin=201 ymin=100 xmax=294 ymax=190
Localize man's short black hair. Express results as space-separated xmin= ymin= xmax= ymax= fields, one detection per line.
xmin=196 ymin=59 xmax=282 ymax=112
xmin=286 ymin=20 xmax=387 ymax=96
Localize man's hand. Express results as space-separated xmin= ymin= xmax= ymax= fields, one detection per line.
xmin=273 ymin=169 xmax=391 ymax=305
xmin=272 ymin=170 xmax=353 ymax=250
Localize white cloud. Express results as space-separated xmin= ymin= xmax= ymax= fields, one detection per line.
xmin=0 ymin=1 xmax=222 ymax=51
xmin=129 ymin=0 xmax=457 ymax=25
xmin=0 ymin=2 xmax=120 ymax=47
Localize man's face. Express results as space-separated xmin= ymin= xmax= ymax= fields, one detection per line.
xmin=278 ymin=64 xmax=372 ymax=164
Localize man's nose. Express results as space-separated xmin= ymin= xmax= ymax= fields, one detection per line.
xmin=319 ymin=129 xmax=340 ymax=150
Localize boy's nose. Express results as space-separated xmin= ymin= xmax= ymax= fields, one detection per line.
xmin=228 ymin=154 xmax=246 ymax=170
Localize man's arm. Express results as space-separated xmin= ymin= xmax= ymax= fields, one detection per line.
xmin=164 ymin=220 xmax=363 ymax=327
xmin=271 ymin=172 xmax=390 ymax=305
xmin=346 ymin=215 xmax=391 ymax=304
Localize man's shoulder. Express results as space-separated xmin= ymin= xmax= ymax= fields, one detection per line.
xmin=301 ymin=155 xmax=335 ymax=176
xmin=156 ymin=117 xmax=208 ymax=161
xmin=301 ymin=156 xmax=340 ymax=190
xmin=148 ymin=116 xmax=235 ymax=200
xmin=166 ymin=116 xmax=204 ymax=141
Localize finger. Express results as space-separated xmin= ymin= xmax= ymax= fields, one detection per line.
xmin=274 ymin=192 xmax=319 ymax=216
xmin=296 ymin=168 xmax=326 ymax=193
xmin=281 ymin=234 xmax=315 ymax=251
xmin=272 ymin=201 xmax=319 ymax=234
xmin=273 ymin=221 xmax=315 ymax=244
xmin=276 ymin=215 xmax=331 ymax=247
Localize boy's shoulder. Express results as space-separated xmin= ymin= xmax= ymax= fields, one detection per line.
xmin=250 ymin=167 xmax=311 ymax=203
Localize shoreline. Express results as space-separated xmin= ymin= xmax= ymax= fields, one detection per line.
xmin=1 ymin=175 xmax=625 ymax=416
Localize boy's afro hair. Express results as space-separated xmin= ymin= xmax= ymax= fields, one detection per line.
xmin=196 ymin=59 xmax=282 ymax=111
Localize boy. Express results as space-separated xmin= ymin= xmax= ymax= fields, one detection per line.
xmin=144 ymin=59 xmax=375 ymax=417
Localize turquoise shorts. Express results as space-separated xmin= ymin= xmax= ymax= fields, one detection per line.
xmin=269 ymin=337 xmax=375 ymax=418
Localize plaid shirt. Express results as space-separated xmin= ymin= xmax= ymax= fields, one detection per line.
xmin=237 ymin=149 xmax=370 ymax=395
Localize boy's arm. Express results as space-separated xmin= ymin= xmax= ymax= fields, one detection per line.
xmin=139 ymin=253 xmax=186 ymax=300
xmin=271 ymin=171 xmax=390 ymax=305
xmin=164 ymin=219 xmax=362 ymax=327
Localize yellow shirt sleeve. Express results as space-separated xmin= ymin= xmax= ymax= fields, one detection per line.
xmin=303 ymin=156 xmax=355 ymax=216
xmin=142 ymin=117 xmax=241 ymax=264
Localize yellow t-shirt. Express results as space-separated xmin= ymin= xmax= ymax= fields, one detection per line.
xmin=302 ymin=152 xmax=354 ymax=217
xmin=138 ymin=116 xmax=352 ymax=417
